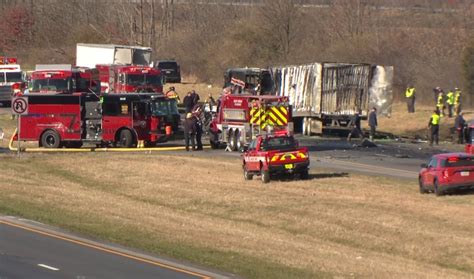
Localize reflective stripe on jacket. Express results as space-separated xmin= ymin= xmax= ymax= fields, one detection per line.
xmin=431 ymin=114 xmax=440 ymax=126
xmin=405 ymin=88 xmax=415 ymax=98
xmin=446 ymin=91 xmax=454 ymax=105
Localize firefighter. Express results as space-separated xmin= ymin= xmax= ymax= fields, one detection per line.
xmin=347 ymin=110 xmax=363 ymax=142
xmin=368 ymin=107 xmax=378 ymax=141
xmin=454 ymin=88 xmax=462 ymax=115
xmin=433 ymin=87 xmax=441 ymax=105
xmin=191 ymin=105 xmax=203 ymax=151
xmin=436 ymin=90 xmax=445 ymax=117
xmin=405 ymin=85 xmax=416 ymax=113
xmin=183 ymin=91 xmax=194 ymax=113
xmin=446 ymin=89 xmax=454 ymax=118
xmin=191 ymin=90 xmax=200 ymax=106
xmin=206 ymin=93 xmax=216 ymax=112
xmin=454 ymin=111 xmax=466 ymax=144
xmin=428 ymin=109 xmax=440 ymax=146
xmin=165 ymin=86 xmax=180 ymax=103
xmin=183 ymin=112 xmax=196 ymax=151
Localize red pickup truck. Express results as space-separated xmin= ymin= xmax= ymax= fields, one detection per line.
xmin=242 ymin=132 xmax=310 ymax=183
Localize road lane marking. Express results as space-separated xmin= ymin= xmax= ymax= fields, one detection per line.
xmin=0 ymin=220 xmax=211 ymax=279
xmin=37 ymin=264 xmax=60 ymax=271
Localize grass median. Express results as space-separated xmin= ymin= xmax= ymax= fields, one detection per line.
xmin=1 ymin=152 xmax=473 ymax=278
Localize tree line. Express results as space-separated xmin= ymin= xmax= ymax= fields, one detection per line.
xmin=1 ymin=0 xmax=473 ymax=104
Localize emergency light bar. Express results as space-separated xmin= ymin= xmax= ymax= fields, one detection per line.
xmin=0 ymin=56 xmax=18 ymax=64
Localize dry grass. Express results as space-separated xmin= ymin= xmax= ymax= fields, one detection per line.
xmin=377 ymin=103 xmax=474 ymax=140
xmin=0 ymin=152 xmax=473 ymax=278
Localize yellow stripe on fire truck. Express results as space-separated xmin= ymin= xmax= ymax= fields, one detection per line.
xmin=270 ymin=151 xmax=306 ymax=162
xmin=250 ymin=108 xmax=266 ymax=124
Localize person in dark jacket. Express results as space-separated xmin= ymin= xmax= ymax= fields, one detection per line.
xmin=191 ymin=90 xmax=200 ymax=106
xmin=454 ymin=111 xmax=466 ymax=144
xmin=183 ymin=92 xmax=194 ymax=113
xmin=183 ymin=113 xmax=196 ymax=151
xmin=368 ymin=107 xmax=378 ymax=141
xmin=347 ymin=111 xmax=363 ymax=142
xmin=192 ymin=105 xmax=204 ymax=151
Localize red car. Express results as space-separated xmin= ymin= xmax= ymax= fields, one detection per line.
xmin=419 ymin=153 xmax=474 ymax=196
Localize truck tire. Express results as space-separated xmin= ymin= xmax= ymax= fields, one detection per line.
xmin=210 ymin=132 xmax=219 ymax=149
xmin=243 ymin=164 xmax=253 ymax=180
xmin=261 ymin=169 xmax=270 ymax=183
xmin=234 ymin=130 xmax=243 ymax=151
xmin=229 ymin=130 xmax=237 ymax=151
xmin=419 ymin=177 xmax=427 ymax=194
xmin=300 ymin=170 xmax=309 ymax=180
xmin=41 ymin=130 xmax=61 ymax=148
xmin=118 ymin=129 xmax=134 ymax=148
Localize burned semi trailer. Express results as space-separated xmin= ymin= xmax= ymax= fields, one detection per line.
xmin=271 ymin=63 xmax=393 ymax=134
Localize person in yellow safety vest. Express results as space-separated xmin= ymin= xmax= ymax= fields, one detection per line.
xmin=165 ymin=86 xmax=180 ymax=103
xmin=436 ymin=90 xmax=445 ymax=117
xmin=454 ymin=88 xmax=462 ymax=115
xmin=446 ymin=90 xmax=455 ymax=118
xmin=428 ymin=109 xmax=440 ymax=146
xmin=405 ymin=85 xmax=416 ymax=113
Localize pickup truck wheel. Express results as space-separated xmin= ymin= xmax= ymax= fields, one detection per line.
xmin=118 ymin=129 xmax=134 ymax=148
xmin=434 ymin=179 xmax=444 ymax=196
xmin=419 ymin=177 xmax=427 ymax=194
xmin=261 ymin=169 xmax=270 ymax=183
xmin=300 ymin=170 xmax=309 ymax=180
xmin=244 ymin=165 xmax=253 ymax=180
xmin=41 ymin=130 xmax=61 ymax=148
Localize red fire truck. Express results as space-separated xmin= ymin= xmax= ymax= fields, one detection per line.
xmin=27 ymin=64 xmax=99 ymax=95
xmin=209 ymin=90 xmax=293 ymax=151
xmin=15 ymin=93 xmax=178 ymax=148
xmin=96 ymin=65 xmax=163 ymax=94
xmin=0 ymin=56 xmax=24 ymax=104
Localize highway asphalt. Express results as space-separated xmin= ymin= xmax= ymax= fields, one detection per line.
xmin=0 ymin=217 xmax=229 ymax=279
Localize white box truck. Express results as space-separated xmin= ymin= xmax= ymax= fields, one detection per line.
xmin=76 ymin=43 xmax=152 ymax=68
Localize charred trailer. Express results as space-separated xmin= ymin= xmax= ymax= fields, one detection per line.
xmin=271 ymin=63 xmax=393 ymax=134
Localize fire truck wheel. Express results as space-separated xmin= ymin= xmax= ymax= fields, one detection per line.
xmin=261 ymin=169 xmax=270 ymax=183
xmin=234 ymin=130 xmax=243 ymax=151
xmin=118 ymin=129 xmax=134 ymax=148
xmin=229 ymin=130 xmax=237 ymax=151
xmin=41 ymin=130 xmax=61 ymax=148
xmin=209 ymin=132 xmax=219 ymax=149
xmin=243 ymin=165 xmax=253 ymax=180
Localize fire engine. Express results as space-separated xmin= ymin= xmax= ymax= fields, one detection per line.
xmin=96 ymin=64 xmax=163 ymax=94
xmin=14 ymin=93 xmax=179 ymax=148
xmin=27 ymin=64 xmax=99 ymax=95
xmin=0 ymin=56 xmax=24 ymax=104
xmin=242 ymin=131 xmax=310 ymax=183
xmin=209 ymin=89 xmax=293 ymax=151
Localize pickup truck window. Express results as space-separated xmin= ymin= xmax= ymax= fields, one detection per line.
xmin=261 ymin=136 xmax=297 ymax=151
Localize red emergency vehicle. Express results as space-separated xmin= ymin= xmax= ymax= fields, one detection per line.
xmin=27 ymin=65 xmax=99 ymax=95
xmin=242 ymin=131 xmax=310 ymax=183
xmin=465 ymin=124 xmax=474 ymax=154
xmin=209 ymin=89 xmax=293 ymax=151
xmin=96 ymin=65 xmax=163 ymax=94
xmin=0 ymin=56 xmax=24 ymax=104
xmin=15 ymin=93 xmax=178 ymax=148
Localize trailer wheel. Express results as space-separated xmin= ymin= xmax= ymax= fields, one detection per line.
xmin=261 ymin=169 xmax=270 ymax=184
xmin=41 ymin=130 xmax=61 ymax=148
xmin=118 ymin=129 xmax=134 ymax=148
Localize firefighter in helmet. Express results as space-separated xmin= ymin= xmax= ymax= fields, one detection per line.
xmin=165 ymin=86 xmax=180 ymax=103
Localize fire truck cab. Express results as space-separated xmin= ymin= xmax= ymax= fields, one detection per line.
xmin=27 ymin=64 xmax=99 ymax=95
xmin=17 ymin=93 xmax=178 ymax=148
xmin=0 ymin=56 xmax=24 ymax=104
xmin=96 ymin=64 xmax=163 ymax=94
